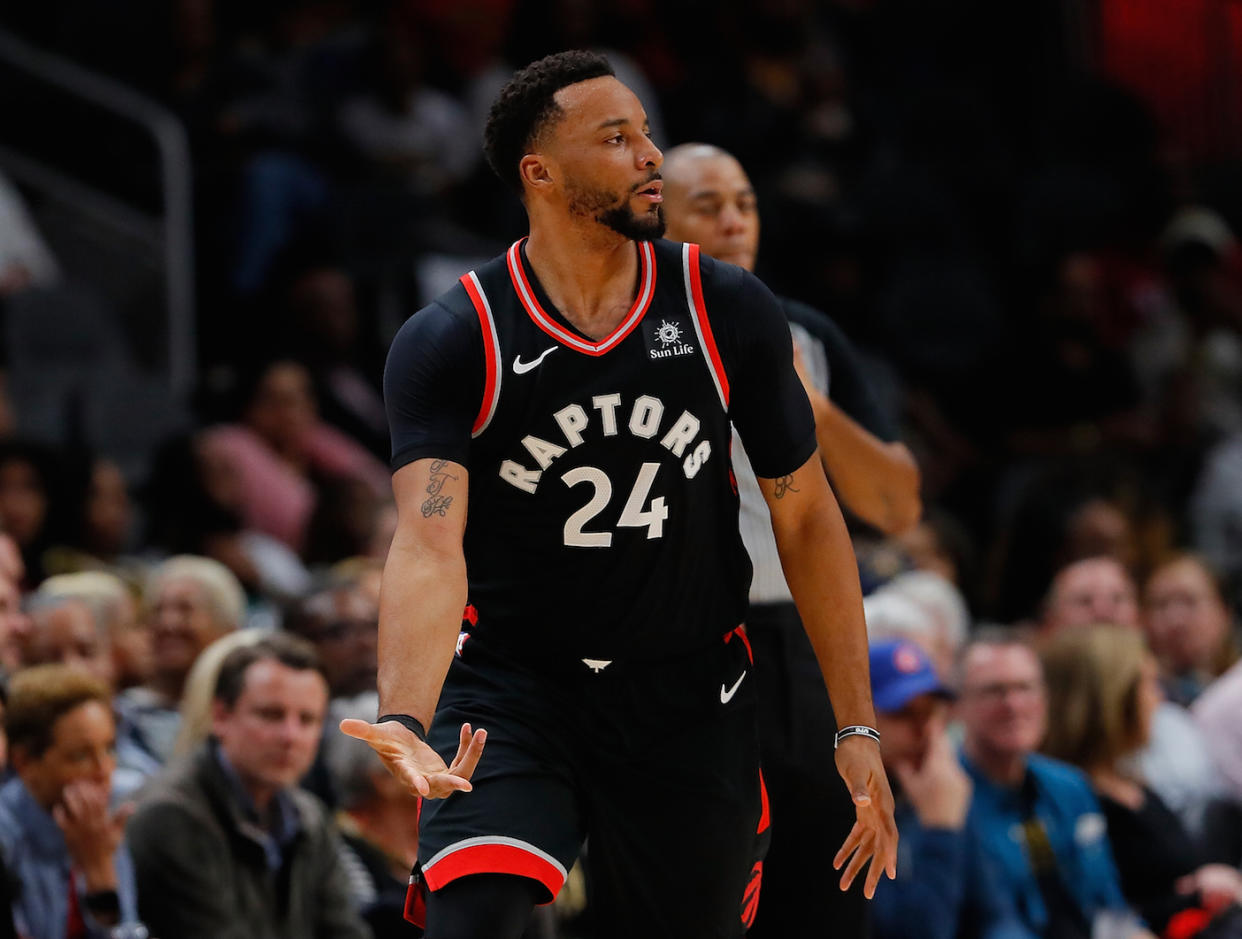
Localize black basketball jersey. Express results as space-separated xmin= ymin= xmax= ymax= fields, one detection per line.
xmin=384 ymin=238 xmax=815 ymax=669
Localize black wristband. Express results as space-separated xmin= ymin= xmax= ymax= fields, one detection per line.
xmin=83 ymin=888 xmax=121 ymax=916
xmin=377 ymin=713 xmax=427 ymax=741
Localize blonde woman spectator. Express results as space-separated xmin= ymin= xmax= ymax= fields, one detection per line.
xmin=1042 ymin=625 xmax=1242 ymax=937
xmin=115 ymin=556 xmax=244 ymax=766
xmin=1040 ymin=556 xmax=1222 ymax=838
xmin=1143 ymin=554 xmax=1240 ymax=706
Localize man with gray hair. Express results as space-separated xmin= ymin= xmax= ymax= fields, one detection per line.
xmin=116 ymin=555 xmax=245 ymax=767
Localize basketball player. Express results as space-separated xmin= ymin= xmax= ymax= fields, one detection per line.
xmin=662 ymin=142 xmax=921 ymax=937
xmin=342 ymin=51 xmax=897 ymax=939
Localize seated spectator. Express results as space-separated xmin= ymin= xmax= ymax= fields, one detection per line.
xmin=957 ymin=631 xmax=1151 ymax=938
xmin=0 ymin=441 xmax=58 ymax=587
xmin=1195 ymin=639 xmax=1242 ymax=794
xmin=37 ymin=572 xmax=150 ymax=692
xmin=867 ymin=639 xmax=1033 ymax=939
xmin=287 ymin=576 xmax=378 ymax=703
xmin=115 ymin=555 xmax=244 ymax=766
xmin=171 ymin=629 xmax=266 ymax=760
xmin=0 ymin=556 xmax=32 ymax=675
xmin=42 ymin=457 xmax=136 ymax=578
xmin=143 ymin=435 xmax=312 ymax=604
xmin=1142 ymin=553 xmax=1240 ymax=706
xmin=1041 ymin=624 xmax=1242 ymax=936
xmin=198 ymin=360 xmax=389 ymax=553
xmin=21 ymin=595 xmax=113 ymax=685
xmin=127 ymin=634 xmax=369 ymax=939
xmin=865 ymin=571 xmax=970 ymax=680
xmin=331 ymin=716 xmax=420 ymax=938
xmin=287 ymin=574 xmax=379 ymax=806
xmin=0 ymin=664 xmax=144 ymax=938
xmin=1041 ymin=556 xmax=1222 ymax=837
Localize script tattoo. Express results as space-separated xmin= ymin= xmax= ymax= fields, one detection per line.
xmin=421 ymin=460 xmax=458 ymax=517
xmin=773 ymin=474 xmax=799 ymax=500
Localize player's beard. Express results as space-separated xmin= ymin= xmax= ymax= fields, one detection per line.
xmin=567 ymin=178 xmax=666 ymax=241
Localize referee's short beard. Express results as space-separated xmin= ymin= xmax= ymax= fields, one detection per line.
xmin=568 ymin=181 xmax=666 ymax=241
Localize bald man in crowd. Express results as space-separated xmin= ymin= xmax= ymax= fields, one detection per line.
xmin=663 ymin=143 xmax=921 ymax=937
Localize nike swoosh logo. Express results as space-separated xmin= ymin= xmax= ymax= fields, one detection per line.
xmin=513 ymin=346 xmax=558 ymax=375
xmin=720 ymin=671 xmax=747 ymax=704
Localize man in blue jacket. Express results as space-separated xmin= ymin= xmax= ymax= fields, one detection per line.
xmin=869 ymin=639 xmax=1033 ymax=939
xmin=957 ymin=631 xmax=1153 ymax=939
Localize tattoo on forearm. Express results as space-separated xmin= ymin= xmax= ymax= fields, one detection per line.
xmin=422 ymin=460 xmax=458 ymax=517
xmin=774 ymin=475 xmax=799 ymax=499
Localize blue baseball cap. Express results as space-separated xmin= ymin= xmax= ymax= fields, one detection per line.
xmin=869 ymin=640 xmax=951 ymax=714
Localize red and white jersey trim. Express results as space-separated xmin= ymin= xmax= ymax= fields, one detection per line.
xmin=506 ymin=239 xmax=657 ymax=356
xmin=682 ymin=243 xmax=730 ymax=410
xmin=422 ymin=835 xmax=568 ymax=898
xmin=460 ymin=271 xmax=502 ymax=437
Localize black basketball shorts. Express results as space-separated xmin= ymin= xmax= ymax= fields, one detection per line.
xmin=412 ymin=626 xmax=765 ymax=939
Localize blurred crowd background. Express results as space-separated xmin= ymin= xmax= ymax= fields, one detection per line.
xmin=0 ymin=0 xmax=1240 ymax=937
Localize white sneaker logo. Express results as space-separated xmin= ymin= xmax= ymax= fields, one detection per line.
xmin=720 ymin=671 xmax=747 ymax=703
xmin=513 ymin=346 xmax=557 ymax=375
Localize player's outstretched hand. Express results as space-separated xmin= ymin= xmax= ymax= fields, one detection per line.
xmin=340 ymin=718 xmax=486 ymax=799
xmin=832 ymin=735 xmax=899 ymax=899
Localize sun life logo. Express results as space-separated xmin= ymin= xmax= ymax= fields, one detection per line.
xmin=656 ymin=320 xmax=683 ymax=347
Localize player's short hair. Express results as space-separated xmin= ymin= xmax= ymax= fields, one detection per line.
xmin=484 ymin=50 xmax=615 ymax=194
xmin=5 ymin=664 xmax=112 ymax=758
xmin=213 ymin=632 xmax=326 ymax=709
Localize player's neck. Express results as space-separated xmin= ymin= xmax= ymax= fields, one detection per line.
xmin=524 ymin=218 xmax=641 ymax=342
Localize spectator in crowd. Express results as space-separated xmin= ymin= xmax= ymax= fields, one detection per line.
xmin=42 ymin=457 xmax=135 ymax=578
xmin=0 ymin=552 xmax=32 ymax=675
xmin=1040 ymin=555 xmax=1222 ymax=838
xmin=956 ymin=632 xmax=1150 ymax=938
xmin=1142 ymin=553 xmax=1240 ymax=706
xmin=286 ymin=575 xmax=379 ymax=806
xmin=198 ymin=359 xmax=389 ymax=553
xmin=1040 ymin=556 xmax=1139 ymax=632
xmin=143 ymin=436 xmax=313 ymax=605
xmin=0 ymin=442 xmax=58 ymax=587
xmin=115 ymin=555 xmax=245 ymax=767
xmin=171 ymin=628 xmax=266 ymax=759
xmin=0 ymin=664 xmax=144 ymax=938
xmin=20 ymin=595 xmax=113 ymax=685
xmin=126 ymin=633 xmax=370 ymax=939
xmin=331 ymin=723 xmax=420 ymax=939
xmin=1041 ymin=624 xmax=1242 ymax=936
xmin=1193 ymin=659 xmax=1242 ymax=807
xmin=286 ymin=576 xmax=378 ymax=703
xmin=867 ymin=638 xmax=1032 ymax=939
xmin=867 ymin=571 xmax=971 ymax=680
xmin=37 ymin=572 xmax=150 ymax=692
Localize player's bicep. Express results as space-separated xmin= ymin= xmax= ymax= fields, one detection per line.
xmin=392 ymin=457 xmax=470 ymax=560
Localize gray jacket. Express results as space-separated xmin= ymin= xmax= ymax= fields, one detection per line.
xmin=127 ymin=743 xmax=371 ymax=939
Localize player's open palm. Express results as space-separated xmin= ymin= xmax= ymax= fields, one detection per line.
xmin=341 ymin=718 xmax=486 ymax=799
xmin=832 ymin=737 xmax=899 ymax=899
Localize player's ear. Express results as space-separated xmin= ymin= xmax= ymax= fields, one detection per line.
xmin=520 ymin=153 xmax=553 ymax=193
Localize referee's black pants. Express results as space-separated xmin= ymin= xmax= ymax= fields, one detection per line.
xmin=746 ymin=601 xmax=869 ymax=937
